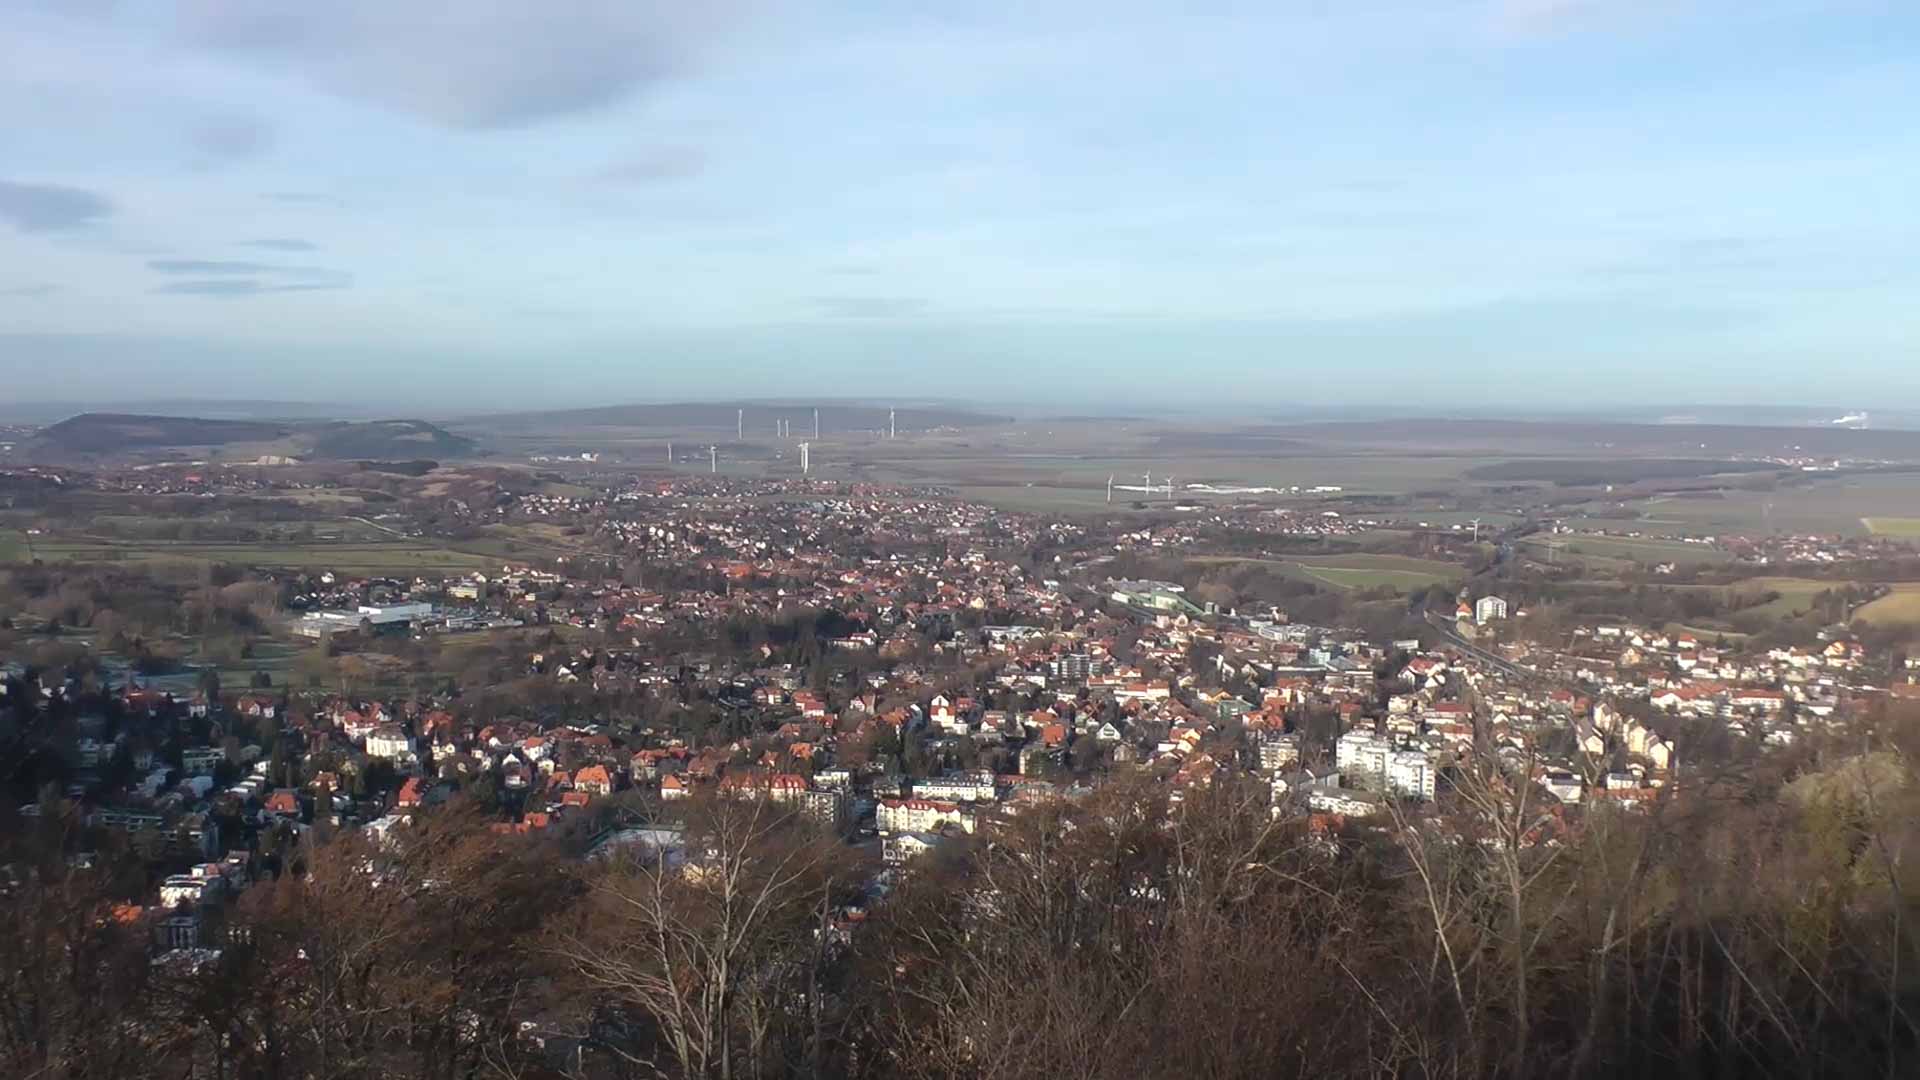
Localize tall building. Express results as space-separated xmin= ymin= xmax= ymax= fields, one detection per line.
xmin=1336 ymin=731 xmax=1394 ymax=791
xmin=1386 ymin=750 xmax=1438 ymax=801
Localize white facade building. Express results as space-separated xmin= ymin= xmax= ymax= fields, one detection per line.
xmin=1385 ymin=750 xmax=1438 ymax=801
xmin=876 ymin=798 xmax=974 ymax=836
xmin=1335 ymin=731 xmax=1394 ymax=791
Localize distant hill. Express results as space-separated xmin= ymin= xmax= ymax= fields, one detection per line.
xmin=29 ymin=413 xmax=476 ymax=460
xmin=307 ymin=420 xmax=475 ymax=460
xmin=470 ymin=401 xmax=1011 ymax=434
xmin=36 ymin=413 xmax=290 ymax=452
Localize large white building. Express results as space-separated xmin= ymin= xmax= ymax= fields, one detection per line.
xmin=1385 ymin=750 xmax=1438 ymax=801
xmin=364 ymin=727 xmax=417 ymax=765
xmin=295 ymin=601 xmax=436 ymax=639
xmin=1335 ymin=731 xmax=1394 ymax=790
xmin=1474 ymin=596 xmax=1509 ymax=624
xmin=913 ymin=770 xmax=996 ymax=802
xmin=1257 ymin=732 xmax=1302 ymax=773
xmin=876 ymin=798 xmax=974 ymax=836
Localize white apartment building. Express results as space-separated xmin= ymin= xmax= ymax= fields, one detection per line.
xmin=876 ymin=798 xmax=974 ymax=836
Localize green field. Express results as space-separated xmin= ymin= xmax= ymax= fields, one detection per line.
xmin=1738 ymin=578 xmax=1837 ymax=620
xmin=0 ymin=530 xmax=27 ymax=563
xmin=1863 ymin=517 xmax=1920 ymax=538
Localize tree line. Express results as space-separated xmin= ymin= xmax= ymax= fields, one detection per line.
xmin=4 ymin=711 xmax=1919 ymax=1079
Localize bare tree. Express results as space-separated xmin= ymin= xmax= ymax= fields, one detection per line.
xmin=555 ymin=795 xmax=857 ymax=1079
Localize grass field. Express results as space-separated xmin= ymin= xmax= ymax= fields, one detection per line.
xmin=0 ymin=530 xmax=27 ymax=564
xmin=1599 ymin=473 xmax=1920 ymax=538
xmin=1863 ymin=517 xmax=1920 ymax=537
xmin=1522 ymin=534 xmax=1728 ymax=568
xmin=1298 ymin=566 xmax=1460 ymax=590
xmin=1191 ymin=552 xmax=1464 ymax=592
xmin=1525 ymin=534 xmax=1732 ymax=567
xmin=1854 ymin=585 xmax=1920 ymax=626
xmin=1739 ymin=578 xmax=1835 ymax=620
xmin=27 ymin=537 xmax=496 ymax=575
xmin=1658 ymin=576 xmax=1836 ymax=620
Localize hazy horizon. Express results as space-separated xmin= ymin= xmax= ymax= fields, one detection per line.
xmin=5 ymin=2 xmax=1919 ymax=406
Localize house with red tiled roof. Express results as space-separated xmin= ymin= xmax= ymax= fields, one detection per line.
xmin=574 ymin=765 xmax=613 ymax=796
xmin=263 ymin=789 xmax=299 ymax=820
xmin=395 ymin=776 xmax=425 ymax=809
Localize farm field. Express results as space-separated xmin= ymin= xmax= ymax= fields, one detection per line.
xmin=1863 ymin=517 xmax=1920 ymax=537
xmin=866 ymin=443 xmax=1519 ymax=511
xmin=1657 ymin=577 xmax=1836 ymax=621
xmin=1659 ymin=576 xmax=1920 ymax=624
xmin=23 ymin=536 xmax=496 ymax=575
xmin=1855 ymin=584 xmax=1920 ymax=626
xmin=1191 ymin=552 xmax=1464 ymax=592
xmin=0 ymin=530 xmax=27 ymax=563
xmin=1522 ymin=534 xmax=1731 ymax=567
xmin=1606 ymin=473 xmax=1920 ymax=538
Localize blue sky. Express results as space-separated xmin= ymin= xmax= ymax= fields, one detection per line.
xmin=2 ymin=0 xmax=1918 ymax=412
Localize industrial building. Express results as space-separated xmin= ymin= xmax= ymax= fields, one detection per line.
xmin=293 ymin=601 xmax=436 ymax=640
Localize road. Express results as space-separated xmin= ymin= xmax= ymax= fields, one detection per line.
xmin=1422 ymin=608 xmax=1553 ymax=687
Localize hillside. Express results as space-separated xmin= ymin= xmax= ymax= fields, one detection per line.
xmin=305 ymin=419 xmax=476 ymax=460
xmin=35 ymin=412 xmax=291 ymax=452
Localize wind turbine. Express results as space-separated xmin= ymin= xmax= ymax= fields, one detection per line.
xmin=709 ymin=446 xmax=717 ymax=474
xmin=736 ymin=409 xmax=743 ymax=440
xmin=1107 ymin=475 xmax=1114 ymax=504
xmin=1470 ymin=517 xmax=1482 ymax=542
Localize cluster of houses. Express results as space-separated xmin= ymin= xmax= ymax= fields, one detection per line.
xmin=10 ymin=470 xmax=1920 ymax=965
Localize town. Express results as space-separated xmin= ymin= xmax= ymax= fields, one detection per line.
xmin=5 ymin=444 xmax=1920 ymax=1076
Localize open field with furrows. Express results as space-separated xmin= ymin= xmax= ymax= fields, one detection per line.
xmin=1190 ymin=552 xmax=1465 ymax=592
xmin=1594 ymin=472 xmax=1920 ymax=538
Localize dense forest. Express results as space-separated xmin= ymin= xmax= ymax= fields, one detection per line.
xmin=3 ymin=708 xmax=1917 ymax=1080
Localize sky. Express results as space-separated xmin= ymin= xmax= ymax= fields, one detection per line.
xmin=2 ymin=0 xmax=1919 ymax=413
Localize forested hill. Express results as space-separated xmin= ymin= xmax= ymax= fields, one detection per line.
xmin=31 ymin=413 xmax=476 ymax=460
xmin=35 ymin=412 xmax=290 ymax=451
xmin=307 ymin=419 xmax=475 ymax=459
